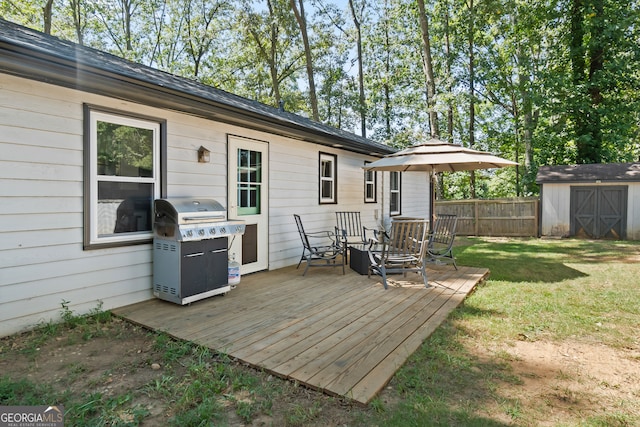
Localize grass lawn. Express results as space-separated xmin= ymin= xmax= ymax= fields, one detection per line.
xmin=1 ymin=237 xmax=639 ymax=426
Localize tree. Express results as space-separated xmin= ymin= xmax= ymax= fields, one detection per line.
xmin=416 ymin=0 xmax=439 ymax=138
xmin=232 ymin=0 xmax=304 ymax=109
xmin=348 ymin=0 xmax=366 ymax=137
xmin=43 ymin=0 xmax=53 ymax=33
xmin=290 ymin=0 xmax=319 ymax=121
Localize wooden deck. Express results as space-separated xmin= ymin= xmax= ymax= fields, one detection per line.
xmin=113 ymin=263 xmax=489 ymax=404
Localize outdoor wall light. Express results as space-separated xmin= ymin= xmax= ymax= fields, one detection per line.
xmin=198 ymin=146 xmax=210 ymax=163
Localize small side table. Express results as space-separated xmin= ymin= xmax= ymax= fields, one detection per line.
xmin=348 ymin=244 xmax=380 ymax=275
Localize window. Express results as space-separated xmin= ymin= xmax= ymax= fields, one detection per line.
xmin=390 ymin=171 xmax=401 ymax=215
xmin=364 ymin=162 xmax=376 ymax=203
xmin=84 ymin=106 xmax=164 ymax=248
xmin=319 ymin=152 xmax=337 ymax=204
xmin=237 ymin=148 xmax=262 ymax=215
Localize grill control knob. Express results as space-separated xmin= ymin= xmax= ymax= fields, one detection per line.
xmin=210 ymin=228 xmax=216 ymax=235
xmin=220 ymin=227 xmax=226 ymax=234
xmin=187 ymin=230 xmax=193 ymax=237
xmin=198 ymin=229 xmax=205 ymax=236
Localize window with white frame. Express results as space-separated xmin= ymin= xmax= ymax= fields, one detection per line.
xmin=84 ymin=106 xmax=163 ymax=248
xmin=319 ymin=152 xmax=337 ymax=204
xmin=390 ymin=171 xmax=401 ymax=215
xmin=364 ymin=163 xmax=376 ymax=203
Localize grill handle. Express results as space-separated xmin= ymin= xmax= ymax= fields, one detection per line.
xmin=182 ymin=215 xmax=226 ymax=221
xmin=184 ymin=252 xmax=204 ymax=257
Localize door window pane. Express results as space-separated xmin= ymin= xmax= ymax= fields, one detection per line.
xmin=237 ymin=149 xmax=262 ymax=215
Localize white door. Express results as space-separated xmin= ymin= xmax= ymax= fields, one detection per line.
xmin=228 ymin=136 xmax=269 ymax=274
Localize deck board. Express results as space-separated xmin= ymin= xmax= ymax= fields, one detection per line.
xmin=113 ymin=263 xmax=488 ymax=404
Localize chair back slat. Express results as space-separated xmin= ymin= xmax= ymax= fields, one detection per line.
xmin=431 ymin=214 xmax=457 ymax=244
xmin=368 ymin=218 xmax=430 ymax=289
xmin=385 ymin=219 xmax=429 ymax=260
xmin=427 ymin=214 xmax=458 ymax=269
xmin=336 ymin=211 xmax=364 ymax=242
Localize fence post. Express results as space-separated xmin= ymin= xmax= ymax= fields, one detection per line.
xmin=474 ymin=199 xmax=479 ymax=236
xmin=534 ymin=199 xmax=539 ymax=237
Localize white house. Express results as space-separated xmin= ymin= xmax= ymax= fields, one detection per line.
xmin=0 ymin=20 xmax=429 ymax=337
xmin=536 ymin=163 xmax=640 ymax=240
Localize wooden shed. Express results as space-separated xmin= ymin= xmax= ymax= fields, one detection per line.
xmin=536 ymin=163 xmax=640 ymax=240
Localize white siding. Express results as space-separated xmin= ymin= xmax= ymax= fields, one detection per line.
xmin=267 ymin=140 xmax=389 ymax=269
xmin=1 ymin=73 xmax=412 ymax=336
xmin=627 ymin=184 xmax=640 ymax=240
xmin=540 ymin=183 xmax=571 ymax=236
xmin=399 ymin=172 xmax=430 ymax=218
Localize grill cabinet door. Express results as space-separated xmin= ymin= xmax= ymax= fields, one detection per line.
xmin=181 ymin=241 xmax=208 ymax=297
xmin=204 ymin=238 xmax=228 ymax=290
xmin=180 ymin=239 xmax=229 ymax=298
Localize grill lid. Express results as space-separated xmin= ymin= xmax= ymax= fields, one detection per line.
xmin=155 ymin=198 xmax=226 ymax=224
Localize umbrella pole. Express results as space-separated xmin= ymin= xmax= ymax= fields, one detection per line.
xmin=430 ymin=171 xmax=436 ymax=233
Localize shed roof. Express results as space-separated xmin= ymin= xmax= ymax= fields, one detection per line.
xmin=536 ymin=163 xmax=640 ymax=183
xmin=0 ymin=19 xmax=395 ymax=157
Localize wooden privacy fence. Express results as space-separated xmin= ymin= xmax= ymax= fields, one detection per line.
xmin=435 ymin=198 xmax=539 ymax=237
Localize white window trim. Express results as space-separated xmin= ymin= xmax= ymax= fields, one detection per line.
xmin=364 ymin=163 xmax=376 ymax=203
xmin=319 ymin=152 xmax=337 ymax=204
xmin=390 ymin=171 xmax=401 ymax=216
xmin=86 ymin=108 xmax=161 ymax=247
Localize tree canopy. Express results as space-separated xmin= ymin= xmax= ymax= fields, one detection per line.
xmin=3 ymin=0 xmax=639 ymax=197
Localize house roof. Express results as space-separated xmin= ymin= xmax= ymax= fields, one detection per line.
xmin=0 ymin=19 xmax=395 ymax=157
xmin=536 ymin=163 xmax=640 ymax=183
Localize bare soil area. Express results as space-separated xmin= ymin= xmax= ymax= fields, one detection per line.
xmin=2 ymin=313 xmax=639 ymax=425
xmin=468 ymin=340 xmax=640 ymax=426
xmin=0 ymin=318 xmax=374 ymax=426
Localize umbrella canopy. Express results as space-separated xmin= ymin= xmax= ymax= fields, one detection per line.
xmin=364 ymin=140 xmax=518 ymax=230
xmin=363 ymin=140 xmax=518 ymax=173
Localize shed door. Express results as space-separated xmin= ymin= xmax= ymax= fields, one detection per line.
xmin=570 ymin=186 xmax=627 ymax=239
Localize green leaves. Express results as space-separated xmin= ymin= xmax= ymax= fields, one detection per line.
xmin=8 ymin=0 xmax=640 ymax=195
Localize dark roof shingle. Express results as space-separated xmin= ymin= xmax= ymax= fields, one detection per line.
xmin=0 ymin=18 xmax=395 ymax=156
xmin=536 ymin=163 xmax=640 ymax=183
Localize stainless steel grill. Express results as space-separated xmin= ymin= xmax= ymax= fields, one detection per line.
xmin=152 ymin=198 xmax=245 ymax=305
xmin=154 ymin=198 xmax=245 ymax=241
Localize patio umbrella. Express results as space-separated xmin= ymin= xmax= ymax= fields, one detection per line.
xmin=364 ymin=140 xmax=518 ymax=229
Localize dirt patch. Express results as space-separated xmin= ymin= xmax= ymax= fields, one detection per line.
xmin=2 ymin=315 xmax=639 ymax=425
xmin=472 ymin=339 xmax=640 ymax=426
xmin=0 ymin=318 xmax=373 ymax=426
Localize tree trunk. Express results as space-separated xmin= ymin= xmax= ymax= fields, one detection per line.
xmin=349 ymin=0 xmax=366 ymax=137
xmin=384 ymin=21 xmax=391 ymax=140
xmin=444 ymin=1 xmax=454 ymax=143
xmin=569 ymin=0 xmax=602 ymax=163
xmin=70 ymin=0 xmax=84 ymax=45
xmin=586 ymin=0 xmax=604 ymax=163
xmin=43 ymin=0 xmax=54 ymax=34
xmin=291 ymin=0 xmax=320 ymax=121
xmin=468 ymin=0 xmax=476 ymax=198
xmin=416 ymin=0 xmax=439 ymax=138
xmin=268 ymin=0 xmax=282 ymax=105
xmin=122 ymin=0 xmax=133 ymax=51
